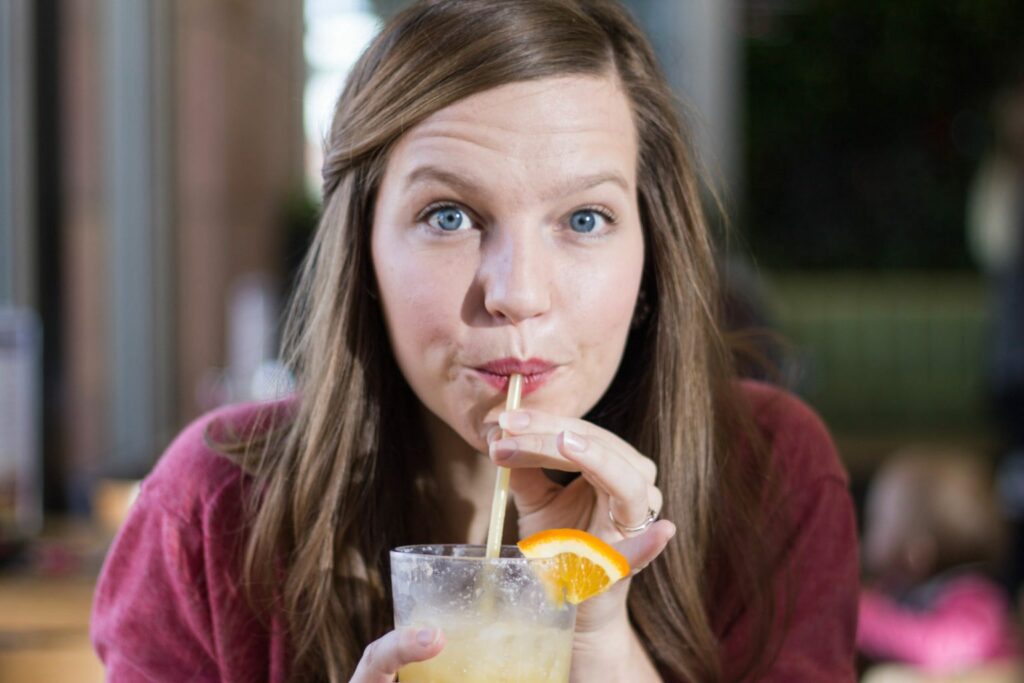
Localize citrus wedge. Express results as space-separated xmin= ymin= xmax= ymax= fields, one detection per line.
xmin=517 ymin=528 xmax=630 ymax=605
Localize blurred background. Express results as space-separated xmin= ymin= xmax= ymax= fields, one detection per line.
xmin=2 ymin=0 xmax=1023 ymax=680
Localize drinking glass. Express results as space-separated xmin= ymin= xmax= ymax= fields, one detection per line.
xmin=390 ymin=544 xmax=576 ymax=683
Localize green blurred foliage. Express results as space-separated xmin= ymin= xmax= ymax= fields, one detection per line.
xmin=743 ymin=0 xmax=1024 ymax=269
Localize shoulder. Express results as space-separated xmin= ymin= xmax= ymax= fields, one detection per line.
xmin=721 ymin=383 xmax=859 ymax=680
xmin=140 ymin=397 xmax=295 ymax=524
xmin=92 ymin=398 xmax=296 ymax=679
xmin=737 ymin=379 xmax=849 ymax=490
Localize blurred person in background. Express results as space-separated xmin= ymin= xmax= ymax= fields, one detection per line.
xmin=857 ymin=447 xmax=1021 ymax=682
xmin=969 ymin=65 xmax=1024 ymax=454
xmin=969 ymin=65 xmax=1024 ymax=595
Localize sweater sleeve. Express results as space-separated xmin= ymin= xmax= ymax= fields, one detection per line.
xmin=91 ymin=490 xmax=222 ymax=682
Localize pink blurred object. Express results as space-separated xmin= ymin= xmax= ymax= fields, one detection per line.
xmin=34 ymin=542 xmax=83 ymax=577
xmin=858 ymin=575 xmax=1021 ymax=673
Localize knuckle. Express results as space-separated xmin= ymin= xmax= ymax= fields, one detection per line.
xmin=649 ymin=485 xmax=664 ymax=508
xmin=363 ymin=634 xmax=401 ymax=673
xmin=526 ymin=434 xmax=546 ymax=453
xmin=642 ymin=458 xmax=657 ymax=482
xmin=362 ymin=640 xmax=382 ymax=671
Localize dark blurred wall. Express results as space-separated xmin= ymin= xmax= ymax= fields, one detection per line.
xmin=743 ymin=0 xmax=1024 ymax=270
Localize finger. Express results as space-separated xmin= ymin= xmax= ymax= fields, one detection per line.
xmin=499 ymin=409 xmax=657 ymax=483
xmin=491 ymin=431 xmax=649 ymax=484
xmin=490 ymin=433 xmax=579 ymax=472
xmin=647 ymin=484 xmax=663 ymax=517
xmin=351 ymin=627 xmax=445 ymax=682
xmin=487 ymin=427 xmax=566 ymax=515
xmin=555 ymin=430 xmax=654 ymax=533
xmin=490 ymin=430 xmax=657 ymax=532
xmin=613 ymin=520 xmax=676 ymax=575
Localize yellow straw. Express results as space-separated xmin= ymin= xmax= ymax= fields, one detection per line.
xmin=484 ymin=373 xmax=523 ymax=559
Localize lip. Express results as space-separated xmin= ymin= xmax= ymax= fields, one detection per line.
xmin=472 ymin=357 xmax=559 ymax=397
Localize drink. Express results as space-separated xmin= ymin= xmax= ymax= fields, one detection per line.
xmin=397 ymin=618 xmax=572 ymax=682
xmin=391 ymin=376 xmax=576 ymax=681
xmin=390 ymin=544 xmax=576 ymax=683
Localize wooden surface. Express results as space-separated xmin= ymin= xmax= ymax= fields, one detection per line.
xmin=0 ymin=516 xmax=109 ymax=683
xmin=0 ymin=574 xmax=103 ymax=683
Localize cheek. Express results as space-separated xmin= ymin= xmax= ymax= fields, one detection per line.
xmin=374 ymin=246 xmax=467 ymax=373
xmin=576 ymin=242 xmax=642 ymax=335
xmin=562 ymin=239 xmax=643 ymax=399
xmin=584 ymin=267 xmax=638 ymax=331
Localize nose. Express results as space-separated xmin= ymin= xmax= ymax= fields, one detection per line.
xmin=479 ymin=228 xmax=551 ymax=324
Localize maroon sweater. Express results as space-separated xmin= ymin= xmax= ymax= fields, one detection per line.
xmin=91 ymin=381 xmax=859 ymax=681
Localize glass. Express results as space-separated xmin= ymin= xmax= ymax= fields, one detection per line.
xmin=390 ymin=544 xmax=576 ymax=683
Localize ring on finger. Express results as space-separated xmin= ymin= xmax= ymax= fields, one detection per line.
xmin=608 ymin=507 xmax=659 ymax=535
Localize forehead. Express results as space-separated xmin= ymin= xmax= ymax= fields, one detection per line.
xmin=386 ymin=75 xmax=638 ymax=189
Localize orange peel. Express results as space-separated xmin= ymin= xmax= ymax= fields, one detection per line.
xmin=517 ymin=528 xmax=630 ymax=605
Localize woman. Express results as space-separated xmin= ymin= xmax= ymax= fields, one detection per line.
xmin=91 ymin=1 xmax=859 ymax=681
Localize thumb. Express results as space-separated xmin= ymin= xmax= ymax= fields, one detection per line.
xmin=613 ymin=520 xmax=676 ymax=576
xmin=351 ymin=627 xmax=445 ymax=682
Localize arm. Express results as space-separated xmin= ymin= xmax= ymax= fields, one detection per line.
xmin=487 ymin=409 xmax=676 ymax=683
xmin=566 ymin=529 xmax=678 ymax=683
xmin=573 ymin=477 xmax=860 ymax=683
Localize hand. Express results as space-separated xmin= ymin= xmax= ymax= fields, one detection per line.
xmin=488 ymin=409 xmax=676 ymax=635
xmin=351 ymin=627 xmax=445 ymax=682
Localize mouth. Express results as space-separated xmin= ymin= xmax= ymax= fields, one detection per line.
xmin=472 ymin=357 xmax=560 ymax=397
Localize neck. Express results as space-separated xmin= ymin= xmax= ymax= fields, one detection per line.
xmin=421 ymin=406 xmax=517 ymax=545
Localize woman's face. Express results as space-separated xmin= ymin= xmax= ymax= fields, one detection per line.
xmin=371 ymin=74 xmax=645 ymax=454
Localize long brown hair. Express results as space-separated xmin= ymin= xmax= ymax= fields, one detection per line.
xmin=234 ymin=1 xmax=782 ymax=680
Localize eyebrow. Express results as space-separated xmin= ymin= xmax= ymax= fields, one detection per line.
xmin=402 ymin=165 xmax=631 ymax=201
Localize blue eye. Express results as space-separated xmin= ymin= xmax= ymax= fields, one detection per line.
xmin=426 ymin=205 xmax=472 ymax=232
xmin=569 ymin=209 xmax=603 ymax=233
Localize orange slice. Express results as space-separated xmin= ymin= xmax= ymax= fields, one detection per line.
xmin=517 ymin=528 xmax=630 ymax=605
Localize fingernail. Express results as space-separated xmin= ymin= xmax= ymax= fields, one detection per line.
xmin=499 ymin=411 xmax=530 ymax=431
xmin=562 ymin=430 xmax=586 ymax=453
xmin=491 ymin=438 xmax=518 ymax=460
xmin=417 ymin=627 xmax=438 ymax=647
